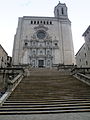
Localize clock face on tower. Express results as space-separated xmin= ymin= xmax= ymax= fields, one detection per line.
xmin=37 ymin=30 xmax=46 ymax=39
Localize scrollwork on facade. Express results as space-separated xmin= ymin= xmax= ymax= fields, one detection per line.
xmin=34 ymin=25 xmax=48 ymax=31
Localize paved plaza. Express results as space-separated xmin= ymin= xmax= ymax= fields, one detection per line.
xmin=0 ymin=112 xmax=90 ymax=120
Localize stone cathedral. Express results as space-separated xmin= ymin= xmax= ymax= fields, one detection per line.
xmin=12 ymin=2 xmax=75 ymax=68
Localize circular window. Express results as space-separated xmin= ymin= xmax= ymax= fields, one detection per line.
xmin=37 ymin=30 xmax=46 ymax=39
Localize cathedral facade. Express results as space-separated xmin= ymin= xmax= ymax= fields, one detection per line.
xmin=12 ymin=2 xmax=75 ymax=68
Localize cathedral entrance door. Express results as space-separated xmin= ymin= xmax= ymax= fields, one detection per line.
xmin=38 ymin=60 xmax=44 ymax=68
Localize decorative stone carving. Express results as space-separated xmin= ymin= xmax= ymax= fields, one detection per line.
xmin=34 ymin=25 xmax=48 ymax=31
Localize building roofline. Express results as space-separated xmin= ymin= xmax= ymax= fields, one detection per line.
xmin=82 ymin=25 xmax=90 ymax=36
xmin=75 ymin=43 xmax=85 ymax=56
xmin=22 ymin=15 xmax=69 ymax=19
xmin=23 ymin=16 xmax=55 ymax=19
xmin=0 ymin=44 xmax=8 ymax=55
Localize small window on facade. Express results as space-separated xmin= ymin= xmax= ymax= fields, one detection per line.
xmin=2 ymin=57 xmax=3 ymax=62
xmin=85 ymin=53 xmax=86 ymax=57
xmin=34 ymin=21 xmax=36 ymax=24
xmin=40 ymin=43 xmax=42 ymax=47
xmin=37 ymin=21 xmax=39 ymax=24
xmin=80 ymin=59 xmax=81 ymax=62
xmin=47 ymin=60 xmax=50 ymax=66
xmin=33 ymin=42 xmax=36 ymax=45
xmin=33 ymin=50 xmax=36 ymax=55
xmin=31 ymin=21 xmax=33 ymax=24
xmin=50 ymin=21 xmax=52 ymax=24
xmin=40 ymin=50 xmax=43 ymax=55
xmin=47 ymin=42 xmax=49 ymax=46
xmin=47 ymin=50 xmax=50 ymax=55
xmin=44 ymin=21 xmax=45 ymax=24
xmin=55 ymin=43 xmax=57 ymax=46
xmin=7 ymin=56 xmax=9 ymax=60
xmin=25 ymin=42 xmax=28 ymax=46
xmin=47 ymin=21 xmax=49 ymax=24
xmin=86 ymin=61 xmax=88 ymax=65
xmin=41 ymin=21 xmax=42 ymax=24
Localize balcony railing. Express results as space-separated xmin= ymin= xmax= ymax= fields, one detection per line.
xmin=29 ymin=54 xmax=53 ymax=58
xmin=23 ymin=45 xmax=59 ymax=49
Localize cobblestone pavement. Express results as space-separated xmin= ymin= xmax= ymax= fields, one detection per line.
xmin=0 ymin=112 xmax=90 ymax=120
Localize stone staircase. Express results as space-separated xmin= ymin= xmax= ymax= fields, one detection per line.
xmin=0 ymin=68 xmax=90 ymax=114
xmin=28 ymin=68 xmax=70 ymax=76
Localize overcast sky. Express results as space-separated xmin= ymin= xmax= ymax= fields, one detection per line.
xmin=0 ymin=0 xmax=90 ymax=56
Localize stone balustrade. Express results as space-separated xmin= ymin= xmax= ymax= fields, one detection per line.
xmin=71 ymin=67 xmax=90 ymax=85
xmin=7 ymin=74 xmax=23 ymax=89
xmin=75 ymin=73 xmax=90 ymax=85
xmin=71 ymin=67 xmax=90 ymax=75
xmin=0 ymin=67 xmax=24 ymax=98
xmin=0 ymin=73 xmax=24 ymax=106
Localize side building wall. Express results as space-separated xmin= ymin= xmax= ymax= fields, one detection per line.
xmin=76 ymin=44 xmax=89 ymax=67
xmin=0 ymin=45 xmax=8 ymax=68
xmin=76 ymin=26 xmax=90 ymax=67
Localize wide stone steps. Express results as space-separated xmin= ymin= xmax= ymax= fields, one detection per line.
xmin=1 ymin=99 xmax=90 ymax=114
xmin=1 ymin=68 xmax=90 ymax=115
xmin=27 ymin=68 xmax=70 ymax=76
xmin=8 ymin=75 xmax=90 ymax=101
xmin=4 ymin=99 xmax=90 ymax=104
xmin=3 ymin=101 xmax=90 ymax=107
xmin=1 ymin=109 xmax=90 ymax=115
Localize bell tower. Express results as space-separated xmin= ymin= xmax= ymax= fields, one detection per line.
xmin=54 ymin=1 xmax=68 ymax=18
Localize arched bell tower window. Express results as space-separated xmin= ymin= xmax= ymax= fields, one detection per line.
xmin=61 ymin=8 xmax=64 ymax=15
